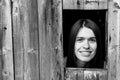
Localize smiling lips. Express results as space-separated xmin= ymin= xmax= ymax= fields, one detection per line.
xmin=79 ymin=51 xmax=92 ymax=57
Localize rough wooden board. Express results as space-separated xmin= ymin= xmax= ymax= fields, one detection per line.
xmin=107 ymin=0 xmax=120 ymax=80
xmin=98 ymin=0 xmax=108 ymax=9
xmin=23 ymin=0 xmax=40 ymax=80
xmin=12 ymin=0 xmax=39 ymax=80
xmin=12 ymin=0 xmax=24 ymax=79
xmin=83 ymin=0 xmax=99 ymax=9
xmin=65 ymin=68 xmax=84 ymax=80
xmin=65 ymin=68 xmax=107 ymax=80
xmin=116 ymin=8 xmax=120 ymax=80
xmin=111 ymin=1 xmax=120 ymax=80
xmin=63 ymin=0 xmax=107 ymax=9
xmin=0 ymin=0 xmax=14 ymax=80
xmin=37 ymin=0 xmax=63 ymax=80
xmin=63 ymin=0 xmax=84 ymax=9
xmin=84 ymin=69 xmax=107 ymax=80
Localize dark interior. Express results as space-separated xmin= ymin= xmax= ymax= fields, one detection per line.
xmin=63 ymin=10 xmax=107 ymax=68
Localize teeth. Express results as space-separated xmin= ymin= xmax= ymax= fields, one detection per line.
xmin=79 ymin=51 xmax=92 ymax=53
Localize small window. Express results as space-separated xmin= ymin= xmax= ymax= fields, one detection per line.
xmin=63 ymin=10 xmax=107 ymax=69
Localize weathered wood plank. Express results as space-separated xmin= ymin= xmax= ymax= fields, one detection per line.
xmin=63 ymin=0 xmax=84 ymax=9
xmin=23 ymin=0 xmax=40 ymax=80
xmin=84 ymin=0 xmax=99 ymax=9
xmin=98 ymin=0 xmax=108 ymax=9
xmin=12 ymin=0 xmax=39 ymax=80
xmin=84 ymin=69 xmax=107 ymax=80
xmin=108 ymin=0 xmax=120 ymax=80
xmin=65 ymin=68 xmax=84 ymax=80
xmin=65 ymin=68 xmax=107 ymax=80
xmin=0 ymin=0 xmax=14 ymax=80
xmin=12 ymin=0 xmax=24 ymax=79
xmin=63 ymin=0 xmax=108 ymax=9
xmin=37 ymin=0 xmax=63 ymax=80
xmin=0 ymin=20 xmax=3 ymax=80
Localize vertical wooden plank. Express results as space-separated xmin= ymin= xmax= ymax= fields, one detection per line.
xmin=38 ymin=0 xmax=52 ymax=80
xmin=12 ymin=0 xmax=24 ymax=80
xmin=12 ymin=0 xmax=24 ymax=79
xmin=116 ymin=3 xmax=120 ymax=80
xmin=0 ymin=7 xmax=3 ymax=79
xmin=12 ymin=0 xmax=39 ymax=80
xmin=108 ymin=0 xmax=120 ymax=80
xmin=23 ymin=0 xmax=40 ymax=80
xmin=37 ymin=0 xmax=63 ymax=80
xmin=0 ymin=0 xmax=14 ymax=80
xmin=112 ymin=0 xmax=120 ymax=80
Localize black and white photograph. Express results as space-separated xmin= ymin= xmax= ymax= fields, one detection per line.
xmin=0 ymin=0 xmax=120 ymax=80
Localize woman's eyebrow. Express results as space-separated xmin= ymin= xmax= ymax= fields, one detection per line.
xmin=76 ymin=37 xmax=85 ymax=39
xmin=89 ymin=37 xmax=96 ymax=39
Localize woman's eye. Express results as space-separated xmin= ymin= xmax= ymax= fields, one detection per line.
xmin=76 ymin=38 xmax=84 ymax=42
xmin=89 ymin=38 xmax=96 ymax=43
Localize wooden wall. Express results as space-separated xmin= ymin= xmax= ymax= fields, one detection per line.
xmin=0 ymin=0 xmax=120 ymax=80
xmin=0 ymin=0 xmax=14 ymax=80
xmin=0 ymin=0 xmax=63 ymax=80
xmin=108 ymin=0 xmax=120 ymax=80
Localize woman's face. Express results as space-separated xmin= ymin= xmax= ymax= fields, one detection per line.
xmin=74 ymin=27 xmax=97 ymax=62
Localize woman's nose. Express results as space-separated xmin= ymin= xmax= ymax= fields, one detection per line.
xmin=83 ymin=40 xmax=90 ymax=49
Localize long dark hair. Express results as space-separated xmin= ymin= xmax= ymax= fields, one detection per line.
xmin=66 ymin=19 xmax=104 ymax=68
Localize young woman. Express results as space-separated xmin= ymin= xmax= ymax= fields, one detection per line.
xmin=66 ymin=19 xmax=104 ymax=68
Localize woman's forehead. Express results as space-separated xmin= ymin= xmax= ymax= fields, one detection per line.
xmin=76 ymin=27 xmax=95 ymax=38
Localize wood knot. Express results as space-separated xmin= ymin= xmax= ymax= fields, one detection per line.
xmin=3 ymin=27 xmax=7 ymax=30
xmin=3 ymin=71 xmax=10 ymax=76
xmin=77 ymin=0 xmax=80 ymax=5
xmin=114 ymin=2 xmax=120 ymax=9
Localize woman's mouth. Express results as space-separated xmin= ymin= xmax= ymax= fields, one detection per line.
xmin=79 ymin=51 xmax=92 ymax=53
xmin=79 ymin=51 xmax=92 ymax=57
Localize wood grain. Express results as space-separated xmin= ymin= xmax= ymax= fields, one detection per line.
xmin=84 ymin=69 xmax=107 ymax=80
xmin=63 ymin=0 xmax=108 ymax=9
xmin=63 ymin=0 xmax=84 ymax=9
xmin=65 ymin=68 xmax=107 ymax=80
xmin=12 ymin=0 xmax=39 ymax=80
xmin=108 ymin=0 xmax=120 ymax=80
xmin=37 ymin=0 xmax=63 ymax=80
xmin=65 ymin=68 xmax=84 ymax=80
xmin=0 ymin=0 xmax=14 ymax=80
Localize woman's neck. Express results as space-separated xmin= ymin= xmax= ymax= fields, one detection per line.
xmin=76 ymin=59 xmax=87 ymax=68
